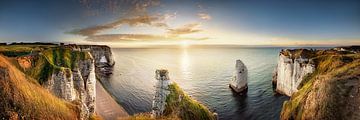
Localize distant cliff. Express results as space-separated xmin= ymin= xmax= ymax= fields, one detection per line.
xmin=279 ymin=47 xmax=360 ymax=120
xmin=0 ymin=44 xmax=115 ymax=119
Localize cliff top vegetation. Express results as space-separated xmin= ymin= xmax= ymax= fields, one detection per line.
xmin=0 ymin=55 xmax=80 ymax=119
xmin=281 ymin=49 xmax=360 ymax=120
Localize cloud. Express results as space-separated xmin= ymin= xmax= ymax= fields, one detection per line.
xmin=198 ymin=13 xmax=211 ymax=20
xmin=73 ymin=0 xmax=209 ymax=42
xmin=167 ymin=23 xmax=202 ymax=36
xmin=70 ymin=13 xmax=175 ymax=36
xmin=78 ymin=0 xmax=160 ymax=16
xmin=85 ymin=34 xmax=208 ymax=42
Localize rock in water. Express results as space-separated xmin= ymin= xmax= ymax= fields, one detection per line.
xmin=229 ymin=60 xmax=248 ymax=93
xmin=152 ymin=69 xmax=171 ymax=118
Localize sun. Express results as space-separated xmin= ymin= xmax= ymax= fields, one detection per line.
xmin=181 ymin=41 xmax=190 ymax=48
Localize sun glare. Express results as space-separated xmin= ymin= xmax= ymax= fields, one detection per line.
xmin=181 ymin=41 xmax=190 ymax=48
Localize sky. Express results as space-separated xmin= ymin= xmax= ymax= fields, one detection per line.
xmin=0 ymin=0 xmax=359 ymax=47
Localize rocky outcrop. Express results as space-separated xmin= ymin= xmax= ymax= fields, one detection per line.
xmin=229 ymin=60 xmax=248 ymax=93
xmin=44 ymin=52 xmax=97 ymax=118
xmin=0 ymin=55 xmax=80 ymax=119
xmin=77 ymin=45 xmax=115 ymax=76
xmin=333 ymin=46 xmax=360 ymax=53
xmin=0 ymin=44 xmax=115 ymax=119
xmin=273 ymin=49 xmax=315 ymax=96
xmin=152 ymin=69 xmax=172 ymax=117
xmin=150 ymin=69 xmax=216 ymax=120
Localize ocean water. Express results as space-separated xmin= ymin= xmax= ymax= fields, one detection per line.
xmin=100 ymin=48 xmax=290 ymax=120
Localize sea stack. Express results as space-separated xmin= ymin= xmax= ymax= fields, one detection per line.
xmin=229 ymin=60 xmax=248 ymax=93
xmin=152 ymin=69 xmax=172 ymax=118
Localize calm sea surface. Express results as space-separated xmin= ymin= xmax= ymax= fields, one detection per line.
xmin=100 ymin=48 xmax=290 ymax=120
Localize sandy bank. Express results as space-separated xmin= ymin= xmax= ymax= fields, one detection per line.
xmin=95 ymin=81 xmax=129 ymax=120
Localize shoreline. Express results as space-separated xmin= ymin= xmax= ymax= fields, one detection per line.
xmin=95 ymin=80 xmax=129 ymax=120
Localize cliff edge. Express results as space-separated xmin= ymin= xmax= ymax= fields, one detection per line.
xmin=0 ymin=55 xmax=80 ymax=119
xmin=273 ymin=49 xmax=316 ymax=96
xmin=279 ymin=47 xmax=360 ymax=120
xmin=128 ymin=69 xmax=216 ymax=120
xmin=0 ymin=44 xmax=116 ymax=119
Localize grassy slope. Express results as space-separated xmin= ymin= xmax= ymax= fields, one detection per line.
xmin=12 ymin=46 xmax=92 ymax=84
xmin=0 ymin=45 xmax=93 ymax=119
xmin=164 ymin=83 xmax=215 ymax=120
xmin=127 ymin=83 xmax=215 ymax=120
xmin=0 ymin=55 xmax=80 ymax=119
xmin=281 ymin=50 xmax=360 ymax=120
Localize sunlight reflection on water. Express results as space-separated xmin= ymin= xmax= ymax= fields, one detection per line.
xmin=103 ymin=48 xmax=289 ymax=120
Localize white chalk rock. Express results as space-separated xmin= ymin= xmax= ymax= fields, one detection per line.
xmin=152 ymin=69 xmax=172 ymax=118
xmin=275 ymin=53 xmax=315 ymax=96
xmin=229 ymin=60 xmax=248 ymax=93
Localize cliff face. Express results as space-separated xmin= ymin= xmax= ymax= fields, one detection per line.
xmin=78 ymin=45 xmax=115 ymax=76
xmin=280 ymin=48 xmax=360 ymax=120
xmin=152 ymin=69 xmax=172 ymax=117
xmin=44 ymin=55 xmax=97 ymax=118
xmin=0 ymin=55 xmax=80 ymax=119
xmin=273 ymin=49 xmax=315 ymax=96
xmin=0 ymin=44 xmax=115 ymax=119
xmin=42 ymin=45 xmax=113 ymax=119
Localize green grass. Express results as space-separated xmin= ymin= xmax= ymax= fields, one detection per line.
xmin=24 ymin=47 xmax=92 ymax=84
xmin=0 ymin=55 xmax=80 ymax=119
xmin=124 ymin=83 xmax=216 ymax=120
xmin=281 ymin=52 xmax=360 ymax=119
xmin=163 ymin=83 xmax=216 ymax=120
xmin=0 ymin=45 xmax=95 ymax=119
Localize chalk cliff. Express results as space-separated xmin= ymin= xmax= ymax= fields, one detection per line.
xmin=229 ymin=59 xmax=248 ymax=93
xmin=43 ymin=52 xmax=97 ymax=118
xmin=152 ymin=69 xmax=172 ymax=117
xmin=0 ymin=55 xmax=80 ymax=119
xmin=78 ymin=45 xmax=115 ymax=76
xmin=0 ymin=44 xmax=115 ymax=119
xmin=273 ymin=49 xmax=315 ymax=96
xmin=280 ymin=47 xmax=360 ymax=120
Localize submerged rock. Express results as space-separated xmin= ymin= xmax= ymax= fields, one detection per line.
xmin=229 ymin=59 xmax=248 ymax=93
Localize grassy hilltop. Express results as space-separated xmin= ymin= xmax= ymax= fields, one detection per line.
xmin=0 ymin=54 xmax=80 ymax=119
xmin=280 ymin=48 xmax=360 ymax=120
xmin=0 ymin=45 xmax=95 ymax=119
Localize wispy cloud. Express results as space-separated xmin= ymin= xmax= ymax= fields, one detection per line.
xmin=167 ymin=23 xmax=202 ymax=36
xmin=79 ymin=0 xmax=160 ymax=16
xmin=70 ymin=13 xmax=174 ymax=36
xmin=72 ymin=0 xmax=208 ymax=42
xmin=85 ymin=34 xmax=208 ymax=42
xmin=198 ymin=13 xmax=211 ymax=20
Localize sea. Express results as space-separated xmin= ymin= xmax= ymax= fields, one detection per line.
xmin=100 ymin=47 xmax=291 ymax=120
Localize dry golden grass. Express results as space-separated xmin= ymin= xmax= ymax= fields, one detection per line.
xmin=0 ymin=55 xmax=80 ymax=119
xmin=281 ymin=52 xmax=360 ymax=120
